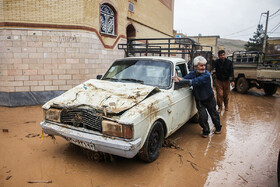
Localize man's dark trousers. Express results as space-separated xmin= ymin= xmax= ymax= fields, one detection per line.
xmin=196 ymin=96 xmax=221 ymax=134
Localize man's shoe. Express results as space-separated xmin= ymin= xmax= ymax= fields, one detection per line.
xmin=202 ymin=132 xmax=209 ymax=138
xmin=214 ymin=130 xmax=221 ymax=134
xmin=214 ymin=127 xmax=222 ymax=134
xmin=225 ymin=106 xmax=229 ymax=111
xmin=202 ymin=134 xmax=209 ymax=138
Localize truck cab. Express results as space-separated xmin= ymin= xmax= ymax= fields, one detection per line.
xmin=232 ymin=51 xmax=280 ymax=95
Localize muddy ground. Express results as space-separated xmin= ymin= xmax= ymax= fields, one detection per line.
xmin=0 ymin=88 xmax=280 ymax=187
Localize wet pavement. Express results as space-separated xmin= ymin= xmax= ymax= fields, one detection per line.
xmin=0 ymin=88 xmax=280 ymax=187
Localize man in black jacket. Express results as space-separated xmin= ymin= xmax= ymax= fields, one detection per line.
xmin=173 ymin=56 xmax=222 ymax=137
xmin=213 ymin=50 xmax=235 ymax=112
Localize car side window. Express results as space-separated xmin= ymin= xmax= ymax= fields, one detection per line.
xmin=175 ymin=66 xmax=182 ymax=77
xmin=175 ymin=63 xmax=188 ymax=78
xmin=174 ymin=63 xmax=189 ymax=90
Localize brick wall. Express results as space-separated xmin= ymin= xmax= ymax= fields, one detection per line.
xmin=0 ymin=28 xmax=125 ymax=93
xmin=1 ymin=0 xmax=174 ymax=44
xmin=0 ymin=0 xmax=174 ymax=101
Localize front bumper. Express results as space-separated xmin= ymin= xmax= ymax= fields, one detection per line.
xmin=40 ymin=121 xmax=142 ymax=158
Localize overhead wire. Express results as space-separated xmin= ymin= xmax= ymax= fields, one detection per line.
xmin=269 ymin=22 xmax=280 ymax=33
xmin=224 ymin=12 xmax=265 ymax=38
xmin=224 ymin=25 xmax=256 ymax=37
xmin=226 ymin=33 xmax=257 ymax=38
xmin=224 ymin=10 xmax=279 ymax=39
xmin=270 ymin=22 xmax=280 ymax=31
xmin=269 ymin=13 xmax=280 ymax=21
xmin=269 ymin=9 xmax=280 ymax=17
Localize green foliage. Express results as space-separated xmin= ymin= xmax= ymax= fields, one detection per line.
xmin=244 ymin=24 xmax=268 ymax=51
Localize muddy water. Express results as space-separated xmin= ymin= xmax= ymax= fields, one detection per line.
xmin=0 ymin=88 xmax=280 ymax=187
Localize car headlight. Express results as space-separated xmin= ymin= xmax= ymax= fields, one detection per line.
xmin=44 ymin=108 xmax=62 ymax=122
xmin=102 ymin=120 xmax=133 ymax=139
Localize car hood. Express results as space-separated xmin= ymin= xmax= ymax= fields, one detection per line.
xmin=42 ymin=79 xmax=160 ymax=114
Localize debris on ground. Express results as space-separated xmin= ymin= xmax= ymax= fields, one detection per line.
xmin=82 ymin=148 xmax=115 ymax=162
xmin=177 ymin=154 xmax=183 ymax=164
xmin=27 ymin=180 xmax=52 ymax=183
xmin=238 ymin=174 xmax=248 ymax=183
xmin=187 ymin=160 xmax=199 ymax=171
xmin=25 ymin=133 xmax=40 ymax=138
xmin=2 ymin=129 xmax=9 ymax=133
xmin=24 ymin=121 xmax=36 ymax=124
xmin=163 ymin=139 xmax=181 ymax=150
xmin=6 ymin=176 xmax=12 ymax=180
xmin=47 ymin=135 xmax=57 ymax=144
xmin=189 ymin=152 xmax=194 ymax=158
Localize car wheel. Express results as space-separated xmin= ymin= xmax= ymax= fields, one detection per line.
xmin=277 ymin=151 xmax=280 ymax=186
xmin=263 ymin=84 xmax=277 ymax=96
xmin=138 ymin=121 xmax=164 ymax=162
xmin=236 ymin=77 xmax=249 ymax=94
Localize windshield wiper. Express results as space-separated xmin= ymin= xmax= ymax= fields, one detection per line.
xmin=119 ymin=78 xmax=144 ymax=84
xmin=103 ymin=77 xmax=119 ymax=81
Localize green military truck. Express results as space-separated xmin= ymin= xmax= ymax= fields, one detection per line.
xmin=232 ymin=51 xmax=280 ymax=95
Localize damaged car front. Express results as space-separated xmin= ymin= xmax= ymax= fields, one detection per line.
xmin=41 ymin=57 xmax=197 ymax=162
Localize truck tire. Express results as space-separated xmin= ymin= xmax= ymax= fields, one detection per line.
xmin=138 ymin=121 xmax=164 ymax=162
xmin=263 ymin=84 xmax=277 ymax=96
xmin=236 ymin=77 xmax=249 ymax=94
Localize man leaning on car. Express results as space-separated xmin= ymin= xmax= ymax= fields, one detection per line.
xmin=172 ymin=56 xmax=222 ymax=138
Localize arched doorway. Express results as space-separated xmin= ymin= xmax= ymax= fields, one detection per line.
xmin=126 ymin=24 xmax=136 ymax=38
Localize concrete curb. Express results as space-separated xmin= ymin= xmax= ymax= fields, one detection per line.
xmin=0 ymin=91 xmax=65 ymax=107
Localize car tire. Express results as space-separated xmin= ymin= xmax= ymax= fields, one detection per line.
xmin=263 ymin=84 xmax=277 ymax=96
xmin=138 ymin=121 xmax=164 ymax=162
xmin=277 ymin=150 xmax=280 ymax=186
xmin=236 ymin=77 xmax=249 ymax=94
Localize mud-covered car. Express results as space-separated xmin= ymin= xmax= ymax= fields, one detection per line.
xmin=40 ymin=56 xmax=197 ymax=162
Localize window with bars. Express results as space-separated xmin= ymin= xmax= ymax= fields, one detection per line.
xmin=128 ymin=2 xmax=134 ymax=13
xmin=100 ymin=4 xmax=115 ymax=35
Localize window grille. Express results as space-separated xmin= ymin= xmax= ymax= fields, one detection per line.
xmin=128 ymin=2 xmax=134 ymax=13
xmin=100 ymin=4 xmax=115 ymax=35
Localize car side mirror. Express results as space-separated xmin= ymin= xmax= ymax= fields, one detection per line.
xmin=174 ymin=83 xmax=180 ymax=90
xmin=96 ymin=75 xmax=102 ymax=80
xmin=174 ymin=82 xmax=190 ymax=90
xmin=174 ymin=82 xmax=184 ymax=90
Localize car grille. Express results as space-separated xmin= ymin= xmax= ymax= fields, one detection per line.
xmin=60 ymin=109 xmax=102 ymax=132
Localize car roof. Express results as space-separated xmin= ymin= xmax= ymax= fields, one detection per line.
xmin=118 ymin=56 xmax=186 ymax=65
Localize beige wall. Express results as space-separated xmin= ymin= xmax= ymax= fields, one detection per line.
xmin=267 ymin=38 xmax=280 ymax=54
xmin=189 ymin=36 xmax=220 ymax=55
xmin=128 ymin=0 xmax=174 ymax=37
xmin=268 ymin=38 xmax=280 ymax=45
xmin=0 ymin=0 xmax=174 ymax=45
xmin=0 ymin=29 xmax=125 ymax=92
xmin=0 ymin=0 xmax=174 ymax=94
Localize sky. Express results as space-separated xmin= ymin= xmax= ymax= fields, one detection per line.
xmin=174 ymin=0 xmax=280 ymax=41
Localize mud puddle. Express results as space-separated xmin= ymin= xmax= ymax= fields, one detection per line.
xmin=0 ymin=88 xmax=280 ymax=186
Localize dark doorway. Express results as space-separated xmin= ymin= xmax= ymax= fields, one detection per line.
xmin=126 ymin=24 xmax=136 ymax=38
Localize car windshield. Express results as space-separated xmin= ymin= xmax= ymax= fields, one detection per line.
xmin=103 ymin=59 xmax=172 ymax=89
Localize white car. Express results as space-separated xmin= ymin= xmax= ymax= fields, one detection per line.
xmin=40 ymin=56 xmax=197 ymax=162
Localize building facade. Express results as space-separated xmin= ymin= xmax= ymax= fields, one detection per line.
xmin=267 ymin=37 xmax=280 ymax=54
xmin=188 ymin=35 xmax=220 ymax=56
xmin=0 ymin=0 xmax=174 ymax=106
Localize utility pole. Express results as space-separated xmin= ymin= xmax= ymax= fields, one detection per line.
xmin=262 ymin=11 xmax=269 ymax=53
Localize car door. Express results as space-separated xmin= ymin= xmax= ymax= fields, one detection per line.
xmin=168 ymin=62 xmax=196 ymax=134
